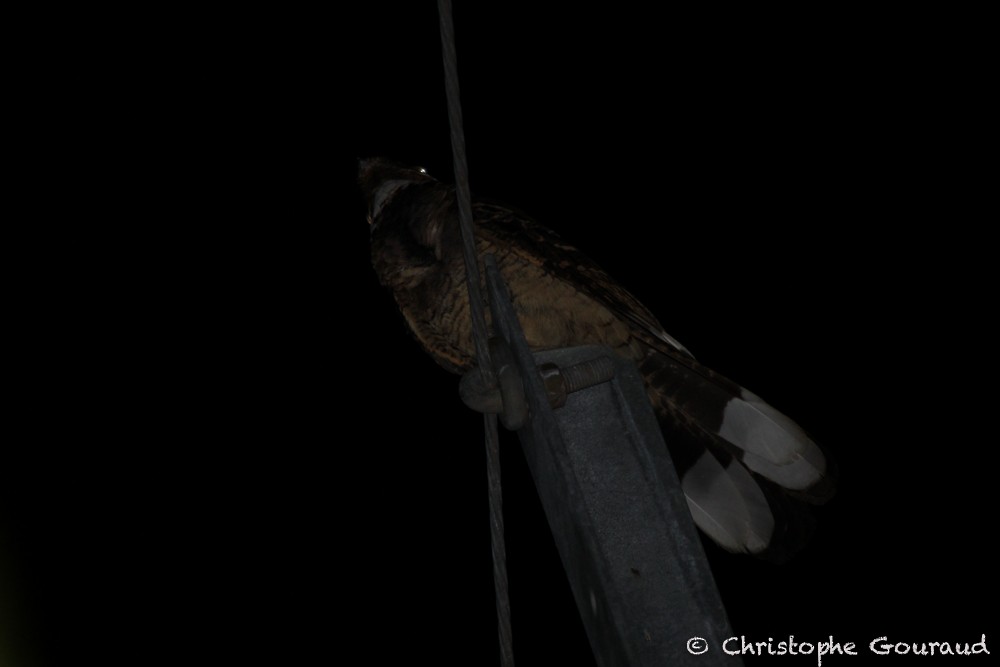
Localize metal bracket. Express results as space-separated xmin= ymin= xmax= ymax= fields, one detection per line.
xmin=480 ymin=254 xmax=741 ymax=666
xmin=460 ymin=344 xmax=616 ymax=426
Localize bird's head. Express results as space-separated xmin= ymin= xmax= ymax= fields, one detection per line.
xmin=358 ymin=157 xmax=436 ymax=231
xmin=361 ymin=157 xmax=454 ymax=291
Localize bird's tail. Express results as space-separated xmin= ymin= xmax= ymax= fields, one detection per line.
xmin=638 ymin=348 xmax=834 ymax=559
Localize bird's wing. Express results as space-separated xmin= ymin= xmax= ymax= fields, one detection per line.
xmin=472 ymin=200 xmax=833 ymax=542
xmin=471 ymin=201 xmax=694 ymax=358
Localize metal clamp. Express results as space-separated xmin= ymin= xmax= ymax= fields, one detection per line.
xmin=460 ymin=344 xmax=616 ymax=429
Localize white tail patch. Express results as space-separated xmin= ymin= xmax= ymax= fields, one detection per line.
xmin=719 ymin=389 xmax=826 ymax=491
xmin=682 ymin=452 xmax=773 ymax=554
xmin=739 ymin=449 xmax=826 ymax=491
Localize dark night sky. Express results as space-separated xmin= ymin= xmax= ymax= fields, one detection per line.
xmin=5 ymin=3 xmax=995 ymax=666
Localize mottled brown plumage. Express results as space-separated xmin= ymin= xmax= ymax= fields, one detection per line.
xmin=361 ymin=157 xmax=832 ymax=558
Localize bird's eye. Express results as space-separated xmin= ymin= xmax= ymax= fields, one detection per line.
xmin=418 ymin=167 xmax=427 ymax=174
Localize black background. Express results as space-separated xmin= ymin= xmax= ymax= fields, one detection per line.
xmin=4 ymin=3 xmax=995 ymax=666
